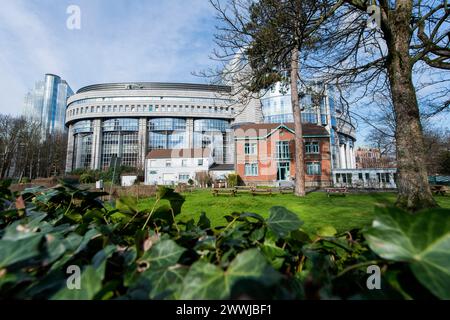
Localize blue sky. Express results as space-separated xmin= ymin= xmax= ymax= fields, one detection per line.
xmin=0 ymin=0 xmax=218 ymax=115
xmin=0 ymin=0 xmax=447 ymax=145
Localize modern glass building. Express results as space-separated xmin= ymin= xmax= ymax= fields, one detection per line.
xmin=259 ymin=82 xmax=357 ymax=169
xmin=65 ymin=82 xmax=235 ymax=172
xmin=23 ymin=74 xmax=74 ymax=135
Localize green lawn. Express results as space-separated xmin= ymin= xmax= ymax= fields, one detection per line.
xmin=138 ymin=190 xmax=450 ymax=234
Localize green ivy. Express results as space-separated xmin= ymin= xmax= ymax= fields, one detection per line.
xmin=0 ymin=183 xmax=448 ymax=300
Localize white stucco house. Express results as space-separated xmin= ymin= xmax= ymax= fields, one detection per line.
xmin=145 ymin=148 xmax=213 ymax=185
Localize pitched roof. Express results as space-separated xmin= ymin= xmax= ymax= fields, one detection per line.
xmin=209 ymin=163 xmax=235 ymax=171
xmin=146 ymin=148 xmax=211 ymax=159
xmin=233 ymin=122 xmax=329 ymax=138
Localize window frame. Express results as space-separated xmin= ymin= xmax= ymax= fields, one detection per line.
xmin=306 ymin=161 xmax=321 ymax=175
xmin=244 ymin=163 xmax=258 ymax=176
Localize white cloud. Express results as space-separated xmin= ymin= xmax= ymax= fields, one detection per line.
xmin=0 ymin=0 xmax=69 ymax=114
xmin=0 ymin=0 xmax=218 ymax=115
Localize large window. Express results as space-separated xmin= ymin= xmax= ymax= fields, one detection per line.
xmin=73 ymin=120 xmax=93 ymax=134
xmin=305 ymin=141 xmax=320 ymax=154
xmin=276 ymin=141 xmax=290 ymax=159
xmin=148 ymin=118 xmax=186 ymax=131
xmin=194 ymin=119 xmax=229 ymax=132
xmin=103 ymin=118 xmax=139 ymax=132
xmin=306 ymin=162 xmax=321 ymax=175
xmin=377 ymin=173 xmax=390 ymax=183
xmin=179 ymin=174 xmax=190 ymax=181
xmin=101 ymin=131 xmax=139 ymax=169
xmin=73 ymin=133 xmax=92 ymax=169
xmin=148 ymin=118 xmax=186 ymax=150
xmin=244 ymin=163 xmax=258 ymax=176
xmin=101 ymin=132 xmax=120 ymax=169
xmin=121 ymin=132 xmax=139 ymax=167
xmin=244 ymin=142 xmax=257 ymax=155
xmin=301 ymin=112 xmax=318 ymax=124
xmin=148 ymin=131 xmax=185 ymax=150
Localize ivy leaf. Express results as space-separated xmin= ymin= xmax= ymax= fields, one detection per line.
xmin=92 ymin=245 xmax=116 ymax=280
xmin=141 ymin=265 xmax=188 ymax=299
xmin=180 ymin=261 xmax=227 ymax=299
xmin=197 ymin=212 xmax=211 ymax=230
xmin=157 ymin=187 xmax=185 ymax=216
xmin=115 ymin=197 xmax=138 ymax=215
xmin=317 ymin=225 xmax=337 ymax=237
xmin=180 ymin=249 xmax=281 ymax=299
xmin=52 ymin=266 xmax=102 ymax=300
xmin=0 ymin=235 xmax=43 ymax=268
xmin=139 ymin=239 xmax=185 ymax=269
xmin=266 ymin=206 xmax=303 ymax=238
xmin=365 ymin=207 xmax=450 ymax=299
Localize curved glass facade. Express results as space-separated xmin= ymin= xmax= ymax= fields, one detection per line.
xmin=101 ymin=118 xmax=139 ymax=169
xmin=148 ymin=118 xmax=186 ymax=131
xmin=73 ymin=133 xmax=92 ymax=169
xmin=193 ymin=119 xmax=230 ymax=159
xmin=148 ymin=118 xmax=187 ymax=150
xmin=260 ymin=85 xmax=331 ymax=126
xmin=73 ymin=120 xmax=93 ymax=133
xmin=103 ymin=118 xmax=139 ymax=132
xmin=194 ymin=119 xmax=230 ymax=132
xmin=65 ymin=83 xmax=236 ymax=173
xmin=259 ymin=82 xmax=356 ymax=170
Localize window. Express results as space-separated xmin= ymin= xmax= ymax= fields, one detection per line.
xmin=166 ymin=161 xmax=171 ymax=168
xmin=179 ymin=174 xmax=190 ymax=181
xmin=244 ymin=143 xmax=257 ymax=155
xmin=245 ymin=163 xmax=258 ymax=176
xmin=305 ymin=141 xmax=319 ymax=154
xmin=358 ymin=173 xmax=363 ymax=180
xmin=377 ymin=173 xmax=390 ymax=183
xmin=365 ymin=173 xmax=370 ymax=181
xmin=198 ymin=159 xmax=203 ymax=166
xmin=181 ymin=160 xmax=187 ymax=167
xmin=306 ymin=162 xmax=321 ymax=175
xmin=276 ymin=141 xmax=290 ymax=159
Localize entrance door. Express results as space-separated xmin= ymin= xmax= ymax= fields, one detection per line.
xmin=277 ymin=162 xmax=290 ymax=181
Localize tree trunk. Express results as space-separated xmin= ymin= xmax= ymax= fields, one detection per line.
xmin=290 ymin=46 xmax=306 ymax=197
xmin=384 ymin=1 xmax=437 ymax=211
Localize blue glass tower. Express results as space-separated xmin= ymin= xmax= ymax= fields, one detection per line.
xmin=23 ymin=74 xmax=73 ymax=135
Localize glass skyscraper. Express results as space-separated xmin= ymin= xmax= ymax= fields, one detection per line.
xmin=22 ymin=74 xmax=73 ymax=135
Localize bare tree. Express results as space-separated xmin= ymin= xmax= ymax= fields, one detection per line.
xmin=0 ymin=115 xmax=68 ymax=180
xmin=207 ymin=0 xmax=342 ymax=196
xmin=306 ymin=0 xmax=449 ymax=211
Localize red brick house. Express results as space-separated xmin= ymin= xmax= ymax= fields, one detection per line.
xmin=234 ymin=123 xmax=332 ymax=187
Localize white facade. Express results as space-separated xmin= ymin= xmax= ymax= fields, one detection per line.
xmin=145 ymin=154 xmax=213 ymax=186
xmin=333 ymin=168 xmax=397 ymax=189
xmin=121 ymin=175 xmax=138 ymax=187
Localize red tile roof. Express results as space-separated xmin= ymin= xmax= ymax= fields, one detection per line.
xmin=233 ymin=122 xmax=329 ymax=137
xmin=146 ymin=148 xmax=211 ymax=159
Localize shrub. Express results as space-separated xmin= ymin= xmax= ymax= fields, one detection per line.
xmin=20 ymin=177 xmax=31 ymax=184
xmin=226 ymin=174 xmax=238 ymax=188
xmin=195 ymin=171 xmax=212 ymax=188
xmin=0 ymin=183 xmax=448 ymax=300
xmin=79 ymin=172 xmax=95 ymax=184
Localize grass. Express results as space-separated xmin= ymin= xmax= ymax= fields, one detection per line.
xmin=138 ymin=190 xmax=450 ymax=234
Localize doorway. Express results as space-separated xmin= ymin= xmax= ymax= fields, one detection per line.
xmin=277 ymin=162 xmax=290 ymax=181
